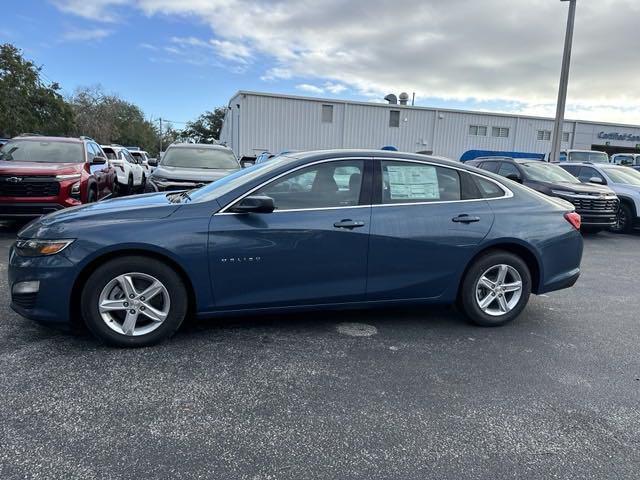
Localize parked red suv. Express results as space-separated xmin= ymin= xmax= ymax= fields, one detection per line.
xmin=0 ymin=135 xmax=117 ymax=218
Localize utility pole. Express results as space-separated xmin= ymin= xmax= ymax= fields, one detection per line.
xmin=159 ymin=117 xmax=163 ymax=156
xmin=550 ymin=0 xmax=577 ymax=163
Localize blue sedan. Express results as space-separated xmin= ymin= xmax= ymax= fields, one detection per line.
xmin=9 ymin=150 xmax=583 ymax=347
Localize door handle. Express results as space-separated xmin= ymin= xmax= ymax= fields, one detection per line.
xmin=334 ymin=219 xmax=366 ymax=229
xmin=452 ymin=214 xmax=481 ymax=224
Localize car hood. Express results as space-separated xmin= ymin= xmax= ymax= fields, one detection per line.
xmin=0 ymin=160 xmax=82 ymax=175
xmin=151 ymin=165 xmax=239 ymax=182
xmin=18 ymin=192 xmax=182 ymax=238
xmin=536 ymin=180 xmax=615 ymax=195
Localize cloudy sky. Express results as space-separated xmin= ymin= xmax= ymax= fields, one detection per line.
xmin=3 ymin=0 xmax=640 ymax=124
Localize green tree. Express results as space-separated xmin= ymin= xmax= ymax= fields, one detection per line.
xmin=182 ymin=107 xmax=226 ymax=143
xmin=70 ymin=85 xmax=160 ymax=155
xmin=0 ymin=43 xmax=74 ymax=137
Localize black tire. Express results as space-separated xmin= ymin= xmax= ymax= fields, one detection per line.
xmin=87 ymin=188 xmax=97 ymax=203
xmin=112 ymin=180 xmax=120 ymax=197
xmin=611 ymin=203 xmax=633 ymax=234
xmin=459 ymin=250 xmax=532 ymax=327
xmin=81 ymin=256 xmax=188 ymax=347
xmin=127 ymin=175 xmax=133 ymax=195
xmin=140 ymin=174 xmax=146 ymax=193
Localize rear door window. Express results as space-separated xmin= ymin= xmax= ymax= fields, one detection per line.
xmin=380 ymin=161 xmax=461 ymax=203
xmin=480 ymin=161 xmax=500 ymax=173
xmin=497 ymin=162 xmax=520 ymax=178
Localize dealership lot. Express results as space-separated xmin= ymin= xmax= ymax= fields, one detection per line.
xmin=1 ymin=224 xmax=639 ymax=479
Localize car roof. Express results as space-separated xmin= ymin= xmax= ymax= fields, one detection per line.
xmin=167 ymin=143 xmax=232 ymax=151
xmin=11 ymin=135 xmax=83 ymax=144
xmin=282 ymin=149 xmax=462 ymax=168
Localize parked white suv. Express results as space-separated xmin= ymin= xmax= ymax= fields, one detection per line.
xmin=129 ymin=149 xmax=155 ymax=175
xmin=101 ymin=145 xmax=146 ymax=193
xmin=549 ymin=149 xmax=610 ymax=164
xmin=560 ymin=162 xmax=640 ymax=233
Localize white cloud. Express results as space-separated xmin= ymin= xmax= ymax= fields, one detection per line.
xmin=324 ymin=82 xmax=347 ymax=94
xmin=50 ymin=0 xmax=640 ymax=123
xmin=296 ymin=84 xmax=324 ymax=94
xmin=61 ymin=28 xmax=113 ymax=42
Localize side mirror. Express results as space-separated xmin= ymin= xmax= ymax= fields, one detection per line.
xmin=589 ymin=177 xmax=604 ymax=185
xmin=92 ymin=156 xmax=107 ymax=165
xmin=230 ymin=195 xmax=275 ymax=213
xmin=505 ymin=173 xmax=523 ymax=184
xmin=148 ymin=158 xmax=158 ymax=167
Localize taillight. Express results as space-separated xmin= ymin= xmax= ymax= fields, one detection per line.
xmin=565 ymin=211 xmax=581 ymax=230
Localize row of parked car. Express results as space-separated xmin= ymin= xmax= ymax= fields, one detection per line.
xmin=1 ymin=136 xmax=639 ymax=236
xmin=468 ymin=151 xmax=640 ymax=233
xmin=0 ymin=134 xmax=241 ymax=219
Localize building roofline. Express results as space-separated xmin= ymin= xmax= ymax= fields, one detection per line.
xmin=230 ymin=90 xmax=640 ymax=130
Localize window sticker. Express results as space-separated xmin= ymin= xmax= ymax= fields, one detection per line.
xmin=387 ymin=165 xmax=439 ymax=200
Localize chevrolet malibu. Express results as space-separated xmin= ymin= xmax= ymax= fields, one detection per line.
xmin=9 ymin=150 xmax=583 ymax=347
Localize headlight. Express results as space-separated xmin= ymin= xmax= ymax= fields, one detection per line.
xmin=56 ymin=174 xmax=81 ymax=181
xmin=15 ymin=239 xmax=75 ymax=257
xmin=551 ymin=190 xmax=578 ymax=197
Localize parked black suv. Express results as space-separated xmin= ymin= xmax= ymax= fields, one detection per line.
xmin=467 ymin=157 xmax=619 ymax=230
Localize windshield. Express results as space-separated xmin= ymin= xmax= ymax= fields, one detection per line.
xmin=161 ymin=147 xmax=239 ymax=169
xmin=0 ymin=140 xmax=84 ymax=163
xmin=568 ymin=151 xmax=609 ymax=164
xmin=521 ymin=162 xmax=580 ymax=183
xmin=188 ymin=156 xmax=292 ymax=203
xmin=603 ymin=167 xmax=640 ymax=186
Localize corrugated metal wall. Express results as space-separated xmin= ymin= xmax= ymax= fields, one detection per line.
xmin=224 ymin=92 xmax=640 ymax=160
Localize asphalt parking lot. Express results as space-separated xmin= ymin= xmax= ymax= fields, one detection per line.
xmin=0 ymin=224 xmax=638 ymax=480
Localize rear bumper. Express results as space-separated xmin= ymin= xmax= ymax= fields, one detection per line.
xmin=538 ymin=268 xmax=580 ymax=294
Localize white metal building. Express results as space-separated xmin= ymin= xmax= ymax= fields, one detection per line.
xmin=219 ymin=91 xmax=640 ymax=162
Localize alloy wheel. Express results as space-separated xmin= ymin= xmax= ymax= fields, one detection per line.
xmin=98 ymin=272 xmax=170 ymax=336
xmin=614 ymin=208 xmax=628 ymax=232
xmin=474 ymin=264 xmax=523 ymax=317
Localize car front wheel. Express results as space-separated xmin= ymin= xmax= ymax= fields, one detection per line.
xmin=81 ymin=256 xmax=188 ymax=347
xmin=611 ymin=203 xmax=633 ymax=234
xmin=459 ymin=251 xmax=532 ymax=327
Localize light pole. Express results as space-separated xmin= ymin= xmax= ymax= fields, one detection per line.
xmin=550 ymin=0 xmax=577 ymax=163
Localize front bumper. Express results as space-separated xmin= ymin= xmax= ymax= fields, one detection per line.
xmin=0 ymin=203 xmax=65 ymax=218
xmin=578 ymin=211 xmax=618 ymax=227
xmin=148 ymin=179 xmax=209 ymax=192
xmin=8 ymin=245 xmax=76 ymax=326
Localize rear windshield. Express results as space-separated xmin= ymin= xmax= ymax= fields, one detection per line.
xmin=161 ymin=147 xmax=238 ymax=169
xmin=0 ymin=140 xmax=84 ymax=163
xmin=521 ymin=162 xmax=580 ymax=183
xmin=102 ymin=148 xmax=118 ymax=160
xmin=568 ymin=151 xmax=609 ymax=164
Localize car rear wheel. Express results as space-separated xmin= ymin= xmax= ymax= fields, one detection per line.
xmin=459 ymin=251 xmax=531 ymax=327
xmin=87 ymin=188 xmax=97 ymax=203
xmin=127 ymin=175 xmax=133 ymax=195
xmin=611 ymin=203 xmax=633 ymax=234
xmin=81 ymin=256 xmax=188 ymax=347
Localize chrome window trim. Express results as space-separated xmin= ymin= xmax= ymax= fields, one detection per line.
xmin=216 ymin=156 xmax=513 ymax=215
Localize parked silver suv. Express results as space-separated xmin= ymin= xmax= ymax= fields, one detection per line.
xmin=559 ymin=162 xmax=640 ymax=233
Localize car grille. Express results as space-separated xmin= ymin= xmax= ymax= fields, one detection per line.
xmin=12 ymin=292 xmax=37 ymax=310
xmin=0 ymin=176 xmax=60 ymax=197
xmin=568 ymin=197 xmax=619 ymax=213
